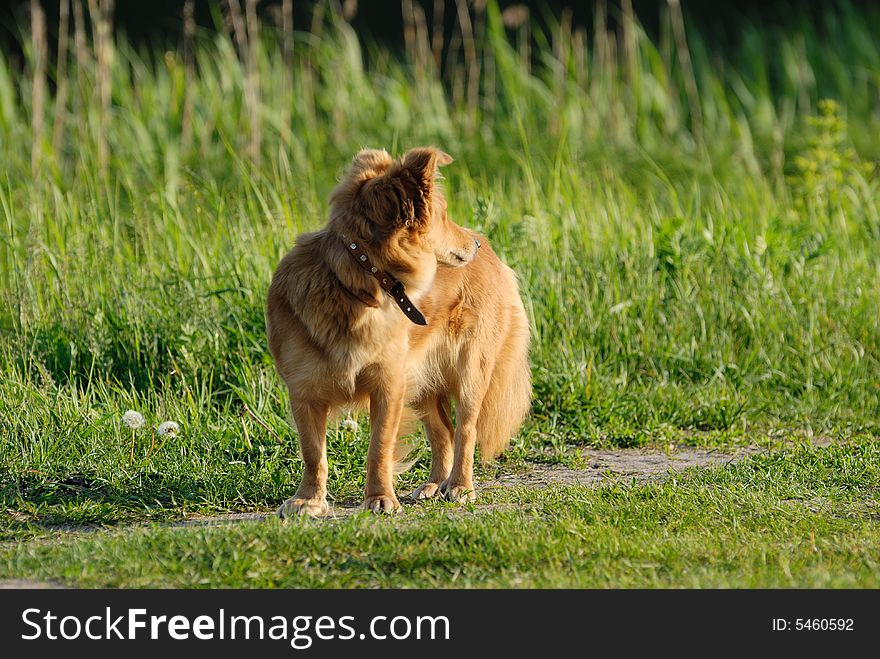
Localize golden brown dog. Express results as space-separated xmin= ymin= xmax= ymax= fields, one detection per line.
xmin=266 ymin=147 xmax=531 ymax=515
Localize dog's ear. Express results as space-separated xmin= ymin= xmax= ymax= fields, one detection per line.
xmin=348 ymin=148 xmax=393 ymax=182
xmin=391 ymin=147 xmax=454 ymax=227
xmin=331 ymin=148 xmax=394 ymax=220
xmin=356 ymin=147 xmax=453 ymax=229
xmin=357 ymin=176 xmax=410 ymax=229
xmin=400 ymin=147 xmax=453 ymax=184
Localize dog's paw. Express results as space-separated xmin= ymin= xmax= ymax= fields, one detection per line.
xmin=276 ymin=496 xmax=330 ymax=518
xmin=410 ymin=482 xmax=443 ymax=500
xmin=363 ymin=494 xmax=401 ymax=514
xmin=440 ymin=480 xmax=477 ymax=504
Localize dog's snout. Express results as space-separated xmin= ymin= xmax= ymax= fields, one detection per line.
xmin=474 ymin=238 xmax=481 ymax=249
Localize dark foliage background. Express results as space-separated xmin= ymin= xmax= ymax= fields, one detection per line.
xmin=1 ymin=1 xmax=877 ymax=61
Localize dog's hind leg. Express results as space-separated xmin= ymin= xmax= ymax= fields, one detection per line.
xmin=442 ymin=354 xmax=495 ymax=503
xmin=409 ymin=395 xmax=454 ymax=500
xmin=277 ymin=398 xmax=331 ymax=518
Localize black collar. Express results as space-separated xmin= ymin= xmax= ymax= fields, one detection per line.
xmin=343 ymin=237 xmax=427 ymax=326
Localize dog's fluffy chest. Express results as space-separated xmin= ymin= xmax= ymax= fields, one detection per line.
xmin=323 ymin=302 xmax=456 ymax=404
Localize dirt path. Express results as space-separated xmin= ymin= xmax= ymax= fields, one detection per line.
xmin=174 ymin=444 xmax=767 ymax=524
xmin=483 ymin=445 xmax=762 ymax=489
xmin=0 ymin=579 xmax=65 ymax=589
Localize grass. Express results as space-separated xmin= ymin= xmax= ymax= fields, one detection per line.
xmin=2 ymin=439 xmax=877 ymax=587
xmin=1 ymin=1 xmax=878 ymax=587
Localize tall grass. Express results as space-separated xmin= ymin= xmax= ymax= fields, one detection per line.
xmin=1 ymin=1 xmax=878 ymax=515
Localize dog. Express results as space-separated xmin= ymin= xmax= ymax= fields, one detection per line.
xmin=266 ymin=146 xmax=531 ymax=515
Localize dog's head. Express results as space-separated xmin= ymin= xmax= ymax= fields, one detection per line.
xmin=329 ymin=147 xmax=479 ymax=273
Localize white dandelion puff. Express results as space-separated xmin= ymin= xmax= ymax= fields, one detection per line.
xmin=122 ymin=410 xmax=145 ymax=429
xmin=340 ymin=418 xmax=360 ymax=433
xmin=157 ymin=421 xmax=180 ymax=438
xmin=123 ymin=410 xmax=145 ymax=463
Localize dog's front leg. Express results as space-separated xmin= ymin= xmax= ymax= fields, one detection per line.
xmin=277 ymin=399 xmax=331 ymax=518
xmin=364 ymin=365 xmax=405 ymax=514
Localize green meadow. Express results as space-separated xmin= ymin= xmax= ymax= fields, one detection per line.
xmin=1 ymin=2 xmax=878 ymax=587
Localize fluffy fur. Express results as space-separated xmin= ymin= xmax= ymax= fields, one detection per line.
xmin=266 ymin=146 xmax=531 ymax=515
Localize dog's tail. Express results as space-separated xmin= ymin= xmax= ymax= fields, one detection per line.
xmin=477 ymin=307 xmax=532 ymax=462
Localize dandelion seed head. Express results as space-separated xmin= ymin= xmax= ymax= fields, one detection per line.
xmin=122 ymin=410 xmax=145 ymax=429
xmin=340 ymin=418 xmax=360 ymax=433
xmin=157 ymin=421 xmax=180 ymax=437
